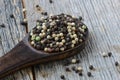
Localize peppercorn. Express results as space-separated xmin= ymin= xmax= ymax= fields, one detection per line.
xmin=77 ymin=67 xmax=83 ymax=72
xmin=65 ymin=67 xmax=71 ymax=72
xmin=0 ymin=24 xmax=5 ymax=28
xmin=75 ymin=69 xmax=79 ymax=73
xmin=49 ymin=0 xmax=53 ymax=3
xmin=31 ymin=35 xmax=36 ymax=40
xmin=20 ymin=21 xmax=27 ymax=26
xmin=71 ymin=44 xmax=75 ymax=48
xmin=41 ymin=12 xmax=48 ymax=16
xmin=44 ymin=48 xmax=48 ymax=52
xmin=89 ymin=65 xmax=94 ymax=70
xmin=71 ymin=66 xmax=76 ymax=71
xmin=29 ymin=14 xmax=87 ymax=53
xmin=60 ymin=75 xmax=65 ymax=79
xmin=82 ymin=25 xmax=87 ymax=29
xmin=23 ymin=19 xmax=27 ymax=22
xmin=10 ymin=14 xmax=14 ymax=18
xmin=102 ymin=52 xmax=108 ymax=57
xmin=36 ymin=45 xmax=41 ymax=50
xmin=115 ymin=61 xmax=119 ymax=66
xmin=31 ymin=41 xmax=34 ymax=46
xmin=36 ymin=5 xmax=39 ymax=8
xmin=22 ymin=8 xmax=26 ymax=12
xmin=76 ymin=59 xmax=80 ymax=63
xmin=60 ymin=47 xmax=65 ymax=51
xmin=79 ymin=16 xmax=82 ymax=20
xmin=79 ymin=72 xmax=83 ymax=76
xmin=71 ymin=59 xmax=77 ymax=64
xmin=108 ymin=52 xmax=112 ymax=57
xmin=35 ymin=36 xmax=41 ymax=41
xmin=87 ymin=72 xmax=92 ymax=77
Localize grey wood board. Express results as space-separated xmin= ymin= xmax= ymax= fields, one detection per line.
xmin=0 ymin=0 xmax=120 ymax=80
xmin=0 ymin=0 xmax=33 ymax=80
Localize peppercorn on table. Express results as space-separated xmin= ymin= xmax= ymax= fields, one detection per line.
xmin=0 ymin=0 xmax=120 ymax=80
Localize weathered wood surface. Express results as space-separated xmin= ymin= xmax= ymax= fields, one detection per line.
xmin=0 ymin=0 xmax=120 ymax=80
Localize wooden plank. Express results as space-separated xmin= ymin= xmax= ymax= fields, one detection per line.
xmin=24 ymin=0 xmax=120 ymax=80
xmin=0 ymin=0 xmax=119 ymax=80
xmin=0 ymin=0 xmax=33 ymax=80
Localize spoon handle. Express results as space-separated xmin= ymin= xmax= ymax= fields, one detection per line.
xmin=0 ymin=41 xmax=43 ymax=79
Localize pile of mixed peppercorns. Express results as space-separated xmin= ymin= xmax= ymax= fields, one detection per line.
xmin=29 ymin=13 xmax=88 ymax=52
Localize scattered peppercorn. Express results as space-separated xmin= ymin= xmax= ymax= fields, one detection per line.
xmin=75 ymin=69 xmax=79 ymax=73
xmin=10 ymin=14 xmax=14 ymax=18
xmin=23 ymin=19 xmax=27 ymax=22
xmin=63 ymin=60 xmax=71 ymax=66
xmin=20 ymin=21 xmax=27 ymax=26
xmin=49 ymin=0 xmax=53 ymax=3
xmin=87 ymin=72 xmax=92 ymax=77
xmin=108 ymin=52 xmax=112 ymax=57
xmin=79 ymin=16 xmax=82 ymax=20
xmin=72 ymin=66 xmax=76 ymax=71
xmin=76 ymin=59 xmax=80 ymax=63
xmin=22 ymin=8 xmax=26 ymax=12
xmin=65 ymin=67 xmax=71 ymax=72
xmin=79 ymin=72 xmax=83 ymax=76
xmin=41 ymin=12 xmax=48 ymax=16
xmin=115 ymin=61 xmax=119 ymax=66
xmin=0 ymin=24 xmax=5 ymax=28
xmin=60 ymin=75 xmax=65 ymax=79
xmin=89 ymin=65 xmax=94 ymax=70
xmin=102 ymin=52 xmax=108 ymax=57
xmin=36 ymin=5 xmax=41 ymax=11
xmin=77 ymin=66 xmax=83 ymax=72
xmin=36 ymin=5 xmax=39 ymax=8
xmin=71 ymin=59 xmax=77 ymax=64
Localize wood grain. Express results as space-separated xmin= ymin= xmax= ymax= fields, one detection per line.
xmin=0 ymin=0 xmax=120 ymax=80
xmin=0 ymin=0 xmax=33 ymax=80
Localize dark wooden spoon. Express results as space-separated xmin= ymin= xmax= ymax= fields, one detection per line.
xmin=0 ymin=28 xmax=89 ymax=79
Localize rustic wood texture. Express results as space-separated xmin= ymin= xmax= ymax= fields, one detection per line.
xmin=0 ymin=0 xmax=120 ymax=80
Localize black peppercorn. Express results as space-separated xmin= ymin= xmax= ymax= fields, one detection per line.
xmin=89 ymin=65 xmax=94 ymax=70
xmin=49 ymin=0 xmax=53 ymax=3
xmin=87 ymin=72 xmax=92 ymax=77
xmin=29 ymin=14 xmax=87 ymax=53
xmin=0 ymin=24 xmax=5 ymax=28
xmin=10 ymin=14 xmax=14 ymax=18
xmin=20 ymin=21 xmax=27 ymax=26
xmin=71 ymin=66 xmax=76 ymax=71
xmin=36 ymin=5 xmax=39 ymax=8
xmin=115 ymin=61 xmax=119 ymax=66
xmin=35 ymin=45 xmax=41 ymax=50
xmin=63 ymin=60 xmax=70 ymax=66
xmin=75 ymin=70 xmax=79 ymax=73
xmin=65 ymin=67 xmax=71 ymax=72
xmin=79 ymin=72 xmax=83 ymax=76
xmin=79 ymin=16 xmax=82 ymax=20
xmin=76 ymin=59 xmax=80 ymax=63
xmin=108 ymin=52 xmax=112 ymax=57
xmin=60 ymin=75 xmax=65 ymax=79
xmin=41 ymin=12 xmax=48 ymax=16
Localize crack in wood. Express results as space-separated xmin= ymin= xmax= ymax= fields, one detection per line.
xmin=31 ymin=66 xmax=36 ymax=80
xmin=21 ymin=0 xmax=35 ymax=80
xmin=21 ymin=0 xmax=28 ymax=33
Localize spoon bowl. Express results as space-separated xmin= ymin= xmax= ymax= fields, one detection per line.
xmin=0 ymin=14 xmax=89 ymax=79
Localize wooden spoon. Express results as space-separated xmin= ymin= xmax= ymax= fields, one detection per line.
xmin=0 ymin=27 xmax=89 ymax=79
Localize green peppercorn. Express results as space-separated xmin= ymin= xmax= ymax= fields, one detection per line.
xmin=35 ymin=36 xmax=40 ymax=41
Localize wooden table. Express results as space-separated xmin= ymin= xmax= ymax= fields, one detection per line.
xmin=0 ymin=0 xmax=120 ymax=80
